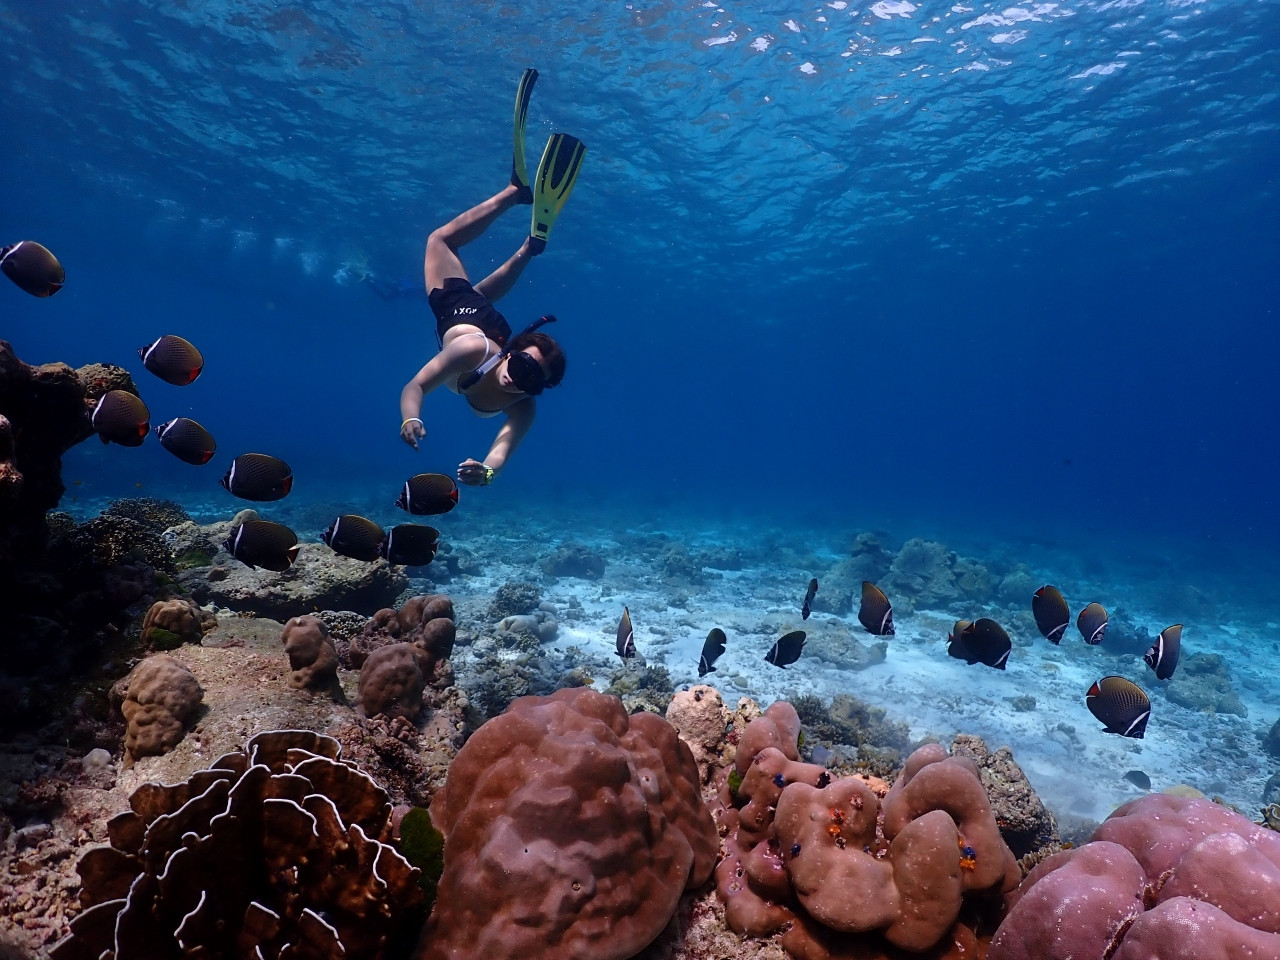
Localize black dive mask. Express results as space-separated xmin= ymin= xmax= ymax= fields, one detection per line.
xmin=506 ymin=350 xmax=547 ymax=395
xmin=458 ymin=314 xmax=558 ymax=394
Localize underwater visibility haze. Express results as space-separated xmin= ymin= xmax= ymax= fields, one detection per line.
xmin=2 ymin=0 xmax=1280 ymax=954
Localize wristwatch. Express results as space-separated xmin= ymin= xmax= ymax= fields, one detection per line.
xmin=482 ymin=465 xmax=496 ymax=485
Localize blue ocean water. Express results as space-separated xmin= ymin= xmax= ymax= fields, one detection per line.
xmin=3 ymin=0 xmax=1278 ymax=804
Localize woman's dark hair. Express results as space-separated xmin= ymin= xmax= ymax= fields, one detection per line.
xmin=510 ymin=330 xmax=566 ymax=387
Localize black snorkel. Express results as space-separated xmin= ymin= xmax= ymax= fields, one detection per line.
xmin=457 ymin=314 xmax=557 ymax=391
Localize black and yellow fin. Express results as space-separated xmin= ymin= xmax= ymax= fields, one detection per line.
xmin=511 ymin=68 xmax=538 ymax=203
xmin=529 ymin=133 xmax=586 ymax=254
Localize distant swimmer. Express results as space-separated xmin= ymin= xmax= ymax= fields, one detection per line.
xmin=360 ymin=273 xmax=427 ymax=302
xmin=399 ymin=68 xmax=585 ymax=486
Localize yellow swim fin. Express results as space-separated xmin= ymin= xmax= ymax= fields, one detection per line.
xmin=511 ymin=68 xmax=538 ymax=204
xmin=529 ymin=133 xmax=586 ymax=254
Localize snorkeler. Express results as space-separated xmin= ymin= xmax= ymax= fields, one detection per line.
xmin=399 ymin=69 xmax=585 ymax=486
xmin=361 ymin=273 xmax=426 ymax=302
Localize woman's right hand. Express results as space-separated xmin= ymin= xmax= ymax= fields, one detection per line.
xmin=401 ymin=417 xmax=426 ymax=449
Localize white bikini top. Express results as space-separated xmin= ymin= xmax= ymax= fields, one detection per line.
xmin=451 ymin=332 xmax=504 ymax=417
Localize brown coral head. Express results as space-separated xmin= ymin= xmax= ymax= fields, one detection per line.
xmin=52 ymin=729 xmax=419 ymax=960
xmin=366 ymin=607 xmax=403 ymax=636
xmin=120 ymin=655 xmax=204 ymax=760
xmin=735 ymin=700 xmax=803 ymax=776
xmin=358 ymin=643 xmax=426 ymax=722
xmin=419 ymin=687 xmax=717 ymax=960
xmin=412 ymin=616 xmax=456 ymax=663
xmin=281 ymin=616 xmax=339 ymax=690
xmin=398 ymin=593 xmax=454 ymax=629
xmin=141 ymin=598 xmax=210 ymax=648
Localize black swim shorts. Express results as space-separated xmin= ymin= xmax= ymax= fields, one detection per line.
xmin=429 ymin=277 xmax=512 ymax=348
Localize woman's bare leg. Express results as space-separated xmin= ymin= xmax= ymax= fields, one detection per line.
xmin=424 ymin=184 xmax=526 ymax=292
xmin=474 ymin=237 xmax=541 ymax=304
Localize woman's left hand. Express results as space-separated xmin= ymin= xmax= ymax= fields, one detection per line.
xmin=457 ymin=459 xmax=492 ymax=486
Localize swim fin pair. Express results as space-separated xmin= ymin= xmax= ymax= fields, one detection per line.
xmin=511 ymin=68 xmax=586 ymax=255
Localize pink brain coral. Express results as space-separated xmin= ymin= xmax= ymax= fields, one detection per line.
xmin=415 ymin=687 xmax=717 ymax=960
xmin=989 ymin=793 xmax=1280 ymax=960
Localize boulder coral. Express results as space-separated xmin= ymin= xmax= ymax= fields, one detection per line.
xmin=344 ymin=593 xmax=455 ymax=672
xmin=359 ymin=643 xmax=428 ymax=721
xmin=988 ymin=792 xmax=1280 ymax=960
xmin=140 ymin=597 xmax=214 ymax=649
xmin=117 ymin=655 xmax=204 ymax=761
xmin=50 ymin=729 xmax=422 ymax=960
xmin=280 ymin=614 xmax=339 ymax=691
xmin=665 ymin=684 xmax=731 ymax=785
xmin=714 ymin=702 xmax=1020 ymax=958
xmin=415 ymin=687 xmax=718 ymax=960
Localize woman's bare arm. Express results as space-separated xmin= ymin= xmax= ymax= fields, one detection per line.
xmin=399 ymin=338 xmax=488 ymax=449
xmin=457 ymin=397 xmax=537 ymax=483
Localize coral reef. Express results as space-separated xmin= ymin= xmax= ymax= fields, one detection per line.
xmin=341 ymin=594 xmax=455 ymax=672
xmin=1 ymin=457 xmax=173 ymax=730
xmin=657 ymin=543 xmax=707 ymax=585
xmin=988 ymin=793 xmax=1280 ymax=959
xmin=115 ymin=655 xmax=204 ymax=761
xmin=177 ymin=509 xmax=409 ymax=617
xmin=102 ymin=497 xmax=190 ymax=535
xmin=279 ymin=615 xmax=340 ymax=691
xmin=50 ymin=513 xmax=177 ymax=578
xmin=497 ymin=606 xmax=558 ymax=643
xmin=883 ymin=538 xmax=962 ymax=611
xmin=541 ymin=541 xmax=606 ymax=578
xmin=1264 ymin=770 xmax=1280 ymax=808
xmin=949 ymin=734 xmax=1059 ymax=858
xmin=355 ymin=595 xmax=457 ymax=721
xmin=50 ymin=729 xmax=422 ymax=960
xmin=416 ymin=687 xmax=717 ymax=960
xmin=486 ymin=580 xmax=541 ymax=620
xmin=0 ymin=342 xmax=95 ymax=556
xmin=792 ymin=692 xmax=912 ymax=761
xmin=1165 ymin=653 xmax=1248 ymax=717
xmin=463 ymin=650 xmax=551 ymax=719
xmin=139 ymin=597 xmax=215 ymax=650
xmin=1263 ymin=716 xmax=1280 ymax=760
xmin=604 ymin=661 xmax=676 ymax=714
xmin=714 ymin=701 xmax=1020 ymax=958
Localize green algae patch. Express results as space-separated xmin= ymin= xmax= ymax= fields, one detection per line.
xmin=398 ymin=806 xmax=445 ymax=910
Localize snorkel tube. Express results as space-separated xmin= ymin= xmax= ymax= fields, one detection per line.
xmin=457 ymin=314 xmax=557 ymax=391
